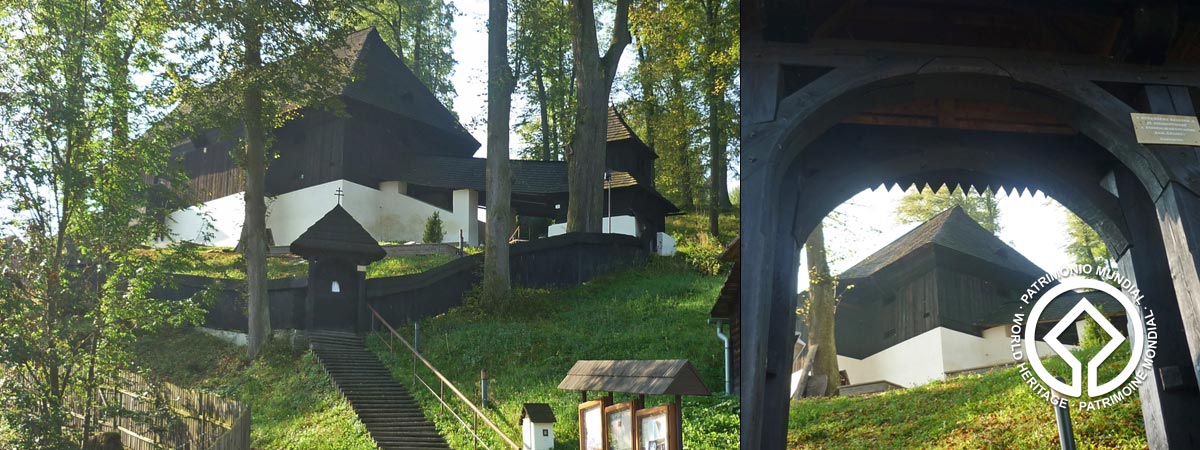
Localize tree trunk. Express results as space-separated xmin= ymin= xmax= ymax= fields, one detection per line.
xmin=803 ymin=222 xmax=839 ymax=396
xmin=566 ymin=0 xmax=630 ymax=232
xmin=635 ymin=45 xmax=656 ymax=175
xmin=706 ymin=73 xmax=721 ymax=236
xmin=484 ymin=0 xmax=513 ymax=296
xmin=242 ymin=10 xmax=271 ymax=360
xmin=702 ymin=0 xmax=731 ymax=215
xmin=535 ymin=65 xmax=553 ymax=161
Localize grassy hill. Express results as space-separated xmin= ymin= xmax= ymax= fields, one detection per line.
xmin=788 ymin=345 xmax=1147 ymax=449
xmin=367 ymin=256 xmax=739 ymax=449
xmin=132 ymin=331 xmax=377 ymax=450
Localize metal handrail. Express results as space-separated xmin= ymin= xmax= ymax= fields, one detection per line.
xmin=368 ymin=305 xmax=520 ymax=450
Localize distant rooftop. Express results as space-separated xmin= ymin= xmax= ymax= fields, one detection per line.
xmin=839 ymin=206 xmax=1044 ymax=281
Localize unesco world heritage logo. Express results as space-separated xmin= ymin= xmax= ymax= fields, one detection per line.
xmin=1009 ymin=265 xmax=1158 ymax=410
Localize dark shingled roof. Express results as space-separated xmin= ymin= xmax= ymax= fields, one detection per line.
xmin=520 ymin=403 xmax=556 ymax=423
xmin=290 ymin=205 xmax=386 ymax=263
xmin=840 ymin=206 xmax=1044 ymax=281
xmin=607 ymin=107 xmax=658 ymax=159
xmin=558 ymin=360 xmax=711 ymax=396
xmin=338 ymin=29 xmax=479 ymax=153
xmin=170 ymin=28 xmax=478 ymax=155
xmin=975 ymin=291 xmax=1126 ymax=327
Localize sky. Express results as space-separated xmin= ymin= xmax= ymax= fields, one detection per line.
xmin=797 ymin=187 xmax=1075 ymax=290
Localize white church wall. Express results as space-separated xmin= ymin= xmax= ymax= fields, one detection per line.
xmin=159 ymin=192 xmax=246 ymax=248
xmin=547 ymin=215 xmax=640 ymax=238
xmin=835 ymin=327 xmax=947 ymax=388
xmin=831 ymin=325 xmax=1069 ymax=390
xmin=161 ymin=179 xmax=481 ymax=248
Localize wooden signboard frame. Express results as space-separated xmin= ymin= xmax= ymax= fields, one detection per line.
xmin=578 ymin=398 xmax=610 ymax=450
xmin=604 ymin=400 xmax=642 ymax=450
xmin=634 ymin=403 xmax=679 ymax=450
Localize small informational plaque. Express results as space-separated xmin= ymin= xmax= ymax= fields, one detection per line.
xmin=1130 ymin=113 xmax=1200 ymax=146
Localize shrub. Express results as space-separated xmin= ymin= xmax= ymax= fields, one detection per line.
xmin=1080 ymin=305 xmax=1109 ymax=348
xmin=423 ymin=212 xmax=446 ymax=244
xmin=679 ymin=232 xmax=725 ymax=276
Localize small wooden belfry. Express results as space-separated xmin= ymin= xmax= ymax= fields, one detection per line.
xmin=290 ymin=203 xmax=386 ymax=333
xmin=558 ymin=360 xmax=710 ymax=450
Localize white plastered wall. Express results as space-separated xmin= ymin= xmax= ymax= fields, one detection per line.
xmin=833 ymin=325 xmax=1064 ymax=388
xmin=835 ymin=327 xmax=947 ymax=388
xmin=547 ymin=215 xmax=640 ymax=238
xmin=160 ymin=179 xmax=481 ymax=247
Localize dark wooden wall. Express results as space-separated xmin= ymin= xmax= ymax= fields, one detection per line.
xmin=175 ymin=98 xmax=481 ymax=204
xmin=264 ymin=112 xmax=347 ymax=197
xmin=606 ymin=141 xmax=655 ymax=187
xmin=341 ymin=100 xmax=479 ymax=190
xmin=160 ymin=233 xmax=648 ymax=332
xmin=935 ymin=266 xmax=1003 ymax=335
xmin=176 ymin=131 xmax=243 ymax=202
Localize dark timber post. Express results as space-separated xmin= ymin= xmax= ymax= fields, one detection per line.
xmin=1141 ymin=86 xmax=1200 ymax=398
xmin=356 ymin=265 xmax=367 ymax=335
xmin=305 ymin=261 xmax=317 ymax=330
xmin=1113 ymin=164 xmax=1200 ymax=447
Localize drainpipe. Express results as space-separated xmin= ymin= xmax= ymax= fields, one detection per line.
xmin=713 ymin=320 xmax=731 ymax=396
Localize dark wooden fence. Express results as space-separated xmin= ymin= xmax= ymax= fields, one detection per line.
xmin=69 ymin=373 xmax=249 ymax=450
xmin=163 ymin=232 xmax=647 ymax=332
xmin=156 ymin=276 xmax=307 ymax=332
xmin=368 ymin=233 xmax=647 ymax=326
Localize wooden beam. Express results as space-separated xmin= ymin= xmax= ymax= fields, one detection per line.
xmin=743 ymin=40 xmax=1200 ymax=87
xmin=1113 ymin=167 xmax=1200 ymax=449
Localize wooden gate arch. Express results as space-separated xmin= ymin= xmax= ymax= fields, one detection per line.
xmin=741 ymin=58 xmax=1200 ymax=449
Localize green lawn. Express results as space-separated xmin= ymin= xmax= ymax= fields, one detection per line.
xmin=367 ymin=257 xmax=739 ymax=450
xmin=142 ymin=247 xmax=456 ymax=280
xmin=788 ymin=345 xmax=1147 ymax=449
xmin=132 ymin=330 xmax=376 ymax=450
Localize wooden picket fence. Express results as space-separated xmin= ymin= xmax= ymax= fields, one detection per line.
xmin=68 ymin=372 xmax=249 ymax=450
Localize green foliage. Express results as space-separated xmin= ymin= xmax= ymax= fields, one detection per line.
xmin=132 ymin=330 xmax=377 ymax=449
xmin=668 ymin=213 xmax=738 ymax=276
xmin=146 ymin=247 xmax=453 ymax=279
xmin=368 ymin=261 xmax=738 ymax=449
xmin=668 ymin=212 xmax=740 ymax=245
xmin=788 ymin=345 xmax=1145 ymax=448
xmin=423 ymin=211 xmax=447 ymax=244
xmin=1064 ymin=211 xmax=1116 ymax=272
xmin=0 ymin=0 xmax=209 ymax=444
xmin=896 ymin=185 xmax=1002 ymax=234
xmin=680 ymin=232 xmax=726 ymax=276
xmin=1080 ymin=305 xmax=1111 ymax=349
xmin=167 ymin=0 xmax=357 ymax=134
xmin=624 ymin=0 xmax=739 ymax=211
xmin=344 ymin=0 xmax=458 ymax=109
xmin=461 ymin=276 xmax=517 ymax=316
xmin=513 ymin=0 xmax=575 ymax=161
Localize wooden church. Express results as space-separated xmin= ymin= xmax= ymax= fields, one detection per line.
xmin=830 ymin=207 xmax=1123 ymax=389
xmin=161 ymin=28 xmax=678 ymax=250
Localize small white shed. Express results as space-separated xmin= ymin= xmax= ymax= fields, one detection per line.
xmin=520 ymin=403 xmax=556 ymax=450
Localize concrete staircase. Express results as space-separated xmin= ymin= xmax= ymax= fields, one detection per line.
xmin=308 ymin=330 xmax=450 ymax=450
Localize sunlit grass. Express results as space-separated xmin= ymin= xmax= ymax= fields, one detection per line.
xmin=367 ymin=257 xmax=739 ymax=450
xmin=138 ymin=247 xmax=456 ymax=280
xmin=132 ymin=330 xmax=376 ymax=450
xmin=788 ymin=344 xmax=1147 ymax=449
